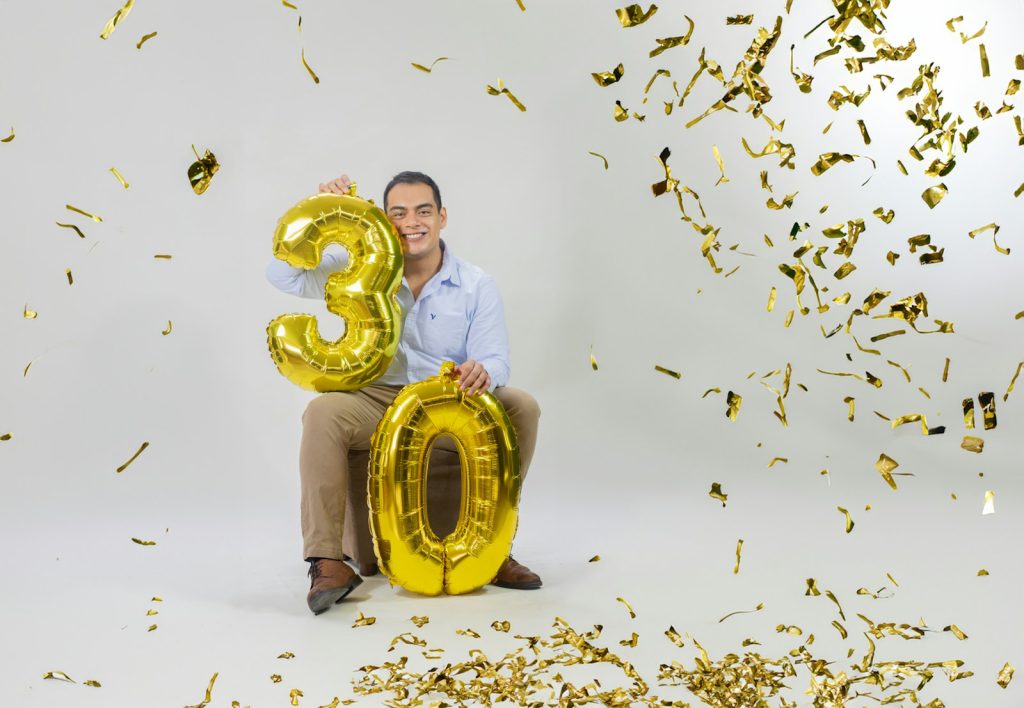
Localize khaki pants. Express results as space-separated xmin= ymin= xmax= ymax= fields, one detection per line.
xmin=299 ymin=384 xmax=540 ymax=561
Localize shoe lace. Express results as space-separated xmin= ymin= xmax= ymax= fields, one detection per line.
xmin=308 ymin=560 xmax=322 ymax=581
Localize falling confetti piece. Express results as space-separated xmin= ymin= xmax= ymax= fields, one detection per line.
xmin=712 ymin=145 xmax=729 ymax=185
xmin=109 ymin=167 xmax=130 ymax=188
xmin=718 ymin=601 xmax=764 ymax=623
xmin=979 ymin=44 xmax=990 ymax=77
xmin=66 ymin=204 xmax=102 ymax=222
xmin=514 ymin=0 xmax=525 ymax=10
xmin=589 ymin=347 xmax=598 ymax=371
xmin=410 ymin=616 xmax=429 ymax=628
xmin=654 ymin=365 xmax=681 ymax=379
xmin=162 ymin=321 xmax=172 ymax=335
xmin=921 ymin=184 xmax=948 ymax=209
xmin=136 ymin=31 xmax=157 ymax=49
xmin=65 ymin=268 xmax=73 ymax=285
xmin=131 ymin=538 xmax=156 ymax=546
xmin=278 ymin=652 xmax=295 ymax=659
xmin=591 ymin=63 xmax=625 ymax=87
xmin=837 ymin=506 xmax=854 ymax=533
xmin=353 ymin=612 xmax=376 ymax=628
xmin=83 ymin=680 xmax=101 ymax=687
xmin=270 ymin=674 xmax=283 ymax=683
xmin=55 ymin=222 xmax=86 ymax=238
xmin=844 ymin=396 xmax=855 ymax=421
xmin=709 ymin=482 xmax=728 ymax=507
xmin=588 ymin=555 xmax=600 ymax=562
xmin=491 ymin=620 xmax=511 ymax=632
xmin=1 ymin=127 xmax=14 ymax=142
xmin=874 ymin=454 xmax=899 ymax=490
xmin=977 ymin=569 xmax=989 ymax=576
xmin=183 ymin=672 xmax=218 ymax=708
xmin=116 ymin=441 xmax=149 ymax=473
xmin=619 ymin=632 xmax=639 ymax=647
xmin=733 ymin=539 xmax=743 ymax=574
xmin=944 ymin=624 xmax=969 ymax=640
xmin=997 ymin=662 xmax=1015 ymax=688
xmin=767 ymin=457 xmax=788 ymax=467
xmin=147 ymin=624 xmax=158 ymax=631
xmin=616 ymin=596 xmax=636 ymax=619
xmin=727 ymin=14 xmax=753 ymax=25
xmin=982 ymin=490 xmax=995 ymax=514
xmin=961 ymin=436 xmax=984 ymax=453
xmin=301 ymin=48 xmax=320 ymax=84
xmin=615 ymin=4 xmax=657 ymax=27
xmin=188 ymin=145 xmax=219 ymax=195
xmin=289 ymin=688 xmax=303 ymax=705
xmin=23 ymin=304 xmax=37 ymax=319
xmin=725 ymin=391 xmax=742 ymax=420
xmin=99 ymin=0 xmax=134 ymax=39
xmin=485 ymin=80 xmax=526 ymax=111
xmin=456 ymin=627 xmax=481 ymax=638
xmin=411 ymin=56 xmax=450 ymax=73
xmin=1 ymin=433 xmax=11 ymax=441
xmin=665 ymin=626 xmax=685 ymax=647
xmin=588 ymin=151 xmax=609 ymax=169
xmin=43 ymin=671 xmax=75 ymax=682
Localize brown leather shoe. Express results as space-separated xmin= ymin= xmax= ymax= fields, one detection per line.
xmin=307 ymin=558 xmax=363 ymax=615
xmin=491 ymin=556 xmax=542 ymax=590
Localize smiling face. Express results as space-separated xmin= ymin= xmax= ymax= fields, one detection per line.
xmin=385 ymin=182 xmax=447 ymax=263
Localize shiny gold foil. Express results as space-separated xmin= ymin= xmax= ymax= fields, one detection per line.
xmin=718 ymin=601 xmax=764 ymax=623
xmin=109 ymin=166 xmax=130 ymax=188
xmin=0 ymin=127 xmax=13 ymax=143
xmin=136 ymin=31 xmax=157 ymax=49
xmin=353 ymin=612 xmax=376 ymax=627
xmin=734 ymin=539 xmax=743 ymax=574
xmin=301 ymin=48 xmax=320 ymax=83
xmin=961 ymin=436 xmax=984 ymax=453
xmin=116 ymin=441 xmax=149 ymax=473
xmin=874 ymin=453 xmax=899 ymax=490
xmin=591 ymin=63 xmax=625 ymax=87
xmin=588 ymin=151 xmax=609 ymax=169
xmin=615 ymin=4 xmax=658 ymax=27
xmin=921 ymin=183 xmax=948 ymax=208
xmin=727 ymin=14 xmax=753 ymax=24
xmin=726 ymin=391 xmax=742 ymax=420
xmin=43 ymin=671 xmax=75 ymax=682
xmin=997 ymin=662 xmax=1015 ymax=688
xmin=709 ymin=482 xmax=728 ymax=506
xmin=411 ymin=56 xmax=449 ymax=73
xmin=188 ymin=146 xmax=219 ymax=195
xmin=654 ymin=365 xmax=681 ymax=378
xmin=162 ymin=321 xmax=172 ymax=336
xmin=650 ymin=17 xmax=694 ymax=58
xmin=983 ymin=489 xmax=996 ymax=514
xmin=837 ymin=506 xmax=854 ymax=533
xmin=100 ymin=0 xmax=134 ymax=39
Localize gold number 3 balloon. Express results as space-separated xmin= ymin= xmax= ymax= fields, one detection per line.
xmin=266 ymin=192 xmax=404 ymax=391
xmin=369 ymin=363 xmax=522 ymax=595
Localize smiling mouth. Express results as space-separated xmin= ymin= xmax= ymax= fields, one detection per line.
xmin=403 ymin=232 xmax=427 ymax=241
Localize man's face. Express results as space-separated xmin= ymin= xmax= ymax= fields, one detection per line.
xmin=385 ymin=182 xmax=446 ymax=263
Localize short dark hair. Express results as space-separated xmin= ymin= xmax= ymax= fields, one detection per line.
xmin=383 ymin=171 xmax=442 ymax=211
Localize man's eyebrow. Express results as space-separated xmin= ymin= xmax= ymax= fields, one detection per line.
xmin=388 ymin=202 xmax=435 ymax=212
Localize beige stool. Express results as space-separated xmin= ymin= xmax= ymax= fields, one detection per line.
xmin=342 ymin=439 xmax=463 ymax=576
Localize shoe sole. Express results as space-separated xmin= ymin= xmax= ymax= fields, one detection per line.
xmin=491 ymin=580 xmax=542 ymax=590
xmin=308 ymin=575 xmax=364 ymax=615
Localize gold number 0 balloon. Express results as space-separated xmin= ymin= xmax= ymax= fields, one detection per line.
xmin=369 ymin=363 xmax=522 ymax=595
xmin=266 ymin=192 xmax=403 ymax=391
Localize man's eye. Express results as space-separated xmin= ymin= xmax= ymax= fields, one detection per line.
xmin=418 ymin=210 xmax=431 ymax=216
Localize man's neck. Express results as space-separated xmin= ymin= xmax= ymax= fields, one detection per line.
xmin=405 ymin=247 xmax=444 ymax=299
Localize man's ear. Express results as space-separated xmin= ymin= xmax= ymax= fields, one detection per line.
xmin=439 ymin=206 xmax=448 ymax=229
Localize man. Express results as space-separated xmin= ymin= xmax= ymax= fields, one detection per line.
xmin=266 ymin=171 xmax=542 ymax=615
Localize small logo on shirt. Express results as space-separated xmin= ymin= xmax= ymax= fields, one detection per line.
xmin=430 ymin=313 xmax=437 ymax=320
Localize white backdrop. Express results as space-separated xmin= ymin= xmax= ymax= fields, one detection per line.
xmin=2 ymin=0 xmax=1023 ymax=705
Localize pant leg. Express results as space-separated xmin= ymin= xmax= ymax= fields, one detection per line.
xmin=299 ymin=384 xmax=402 ymax=560
xmin=492 ymin=386 xmax=541 ymax=481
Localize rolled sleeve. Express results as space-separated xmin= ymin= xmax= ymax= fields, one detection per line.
xmin=466 ymin=276 xmax=511 ymax=390
xmin=265 ymin=251 xmax=348 ymax=299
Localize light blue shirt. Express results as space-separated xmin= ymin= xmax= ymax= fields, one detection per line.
xmin=265 ymin=240 xmax=510 ymax=391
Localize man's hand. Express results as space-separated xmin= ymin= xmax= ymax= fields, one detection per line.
xmin=455 ymin=360 xmax=491 ymax=395
xmin=319 ymin=174 xmax=354 ymax=195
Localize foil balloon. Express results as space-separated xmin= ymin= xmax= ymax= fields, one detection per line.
xmin=369 ymin=362 xmax=521 ymax=595
xmin=266 ymin=191 xmax=404 ymax=391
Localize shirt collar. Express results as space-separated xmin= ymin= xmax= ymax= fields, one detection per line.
xmin=437 ymin=239 xmax=461 ymax=287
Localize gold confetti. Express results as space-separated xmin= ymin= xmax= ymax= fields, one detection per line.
xmin=727 ymin=14 xmax=753 ymax=25
xmin=588 ymin=151 xmax=609 ymax=169
xmin=982 ymin=490 xmax=996 ymax=514
xmin=116 ymin=441 xmax=149 ymax=473
xmin=979 ymin=43 xmax=990 ymax=77
xmin=837 ymin=506 xmax=854 ymax=533
xmin=711 ymin=145 xmax=729 ymax=185
xmin=709 ymin=482 xmax=728 ymax=507
xmin=766 ymin=192 xmax=797 ymax=209
xmin=702 ymin=387 xmax=720 ymax=398
xmin=153 ymin=254 xmax=173 ymax=259
xmin=146 ymin=609 xmax=158 ymax=615
xmin=767 ymin=457 xmax=788 ymax=467
xmin=649 ymin=17 xmax=694 ymax=58
xmin=997 ymin=662 xmax=1015 ymax=688
xmin=188 ymin=145 xmax=220 ymax=195
xmin=456 ymin=627 xmax=481 ymax=638
xmin=491 ymin=620 xmax=511 ymax=633
xmin=100 ymin=0 xmax=134 ymax=39
xmin=270 ymin=674 xmax=283 ymax=683
xmin=514 ymin=0 xmax=526 ymax=10
xmin=65 ymin=268 xmax=74 ymax=285
xmin=978 ymin=569 xmax=989 ymax=576
xmin=767 ymin=287 xmax=777 ymax=312
xmin=410 ymin=56 xmax=449 ymax=73
xmin=615 ymin=4 xmax=657 ymax=28
xmin=725 ymin=391 xmax=742 ymax=420
xmin=83 ymin=679 xmax=101 ymax=687
xmin=619 ymin=632 xmax=639 ymax=647
xmin=665 ymin=626 xmax=685 ymax=647
xmin=591 ymin=63 xmax=625 ymax=87
xmin=353 ymin=612 xmax=376 ymax=628
xmin=409 ymin=616 xmax=429 ymax=628
xmin=136 ymin=31 xmax=157 ymax=49
xmin=978 ymin=391 xmax=997 ymax=429
xmin=653 ymin=365 xmax=681 ymax=379
xmin=874 ymin=454 xmax=899 ymax=490
xmin=66 ymin=204 xmax=102 ymax=222
xmin=0 ymin=127 xmax=13 ymax=142
xmin=1003 ymin=362 xmax=1023 ymax=401
xmin=834 ymin=262 xmax=856 ymax=279
xmin=147 ymin=624 xmax=158 ymax=631
xmin=870 ymin=329 xmax=905 ymax=342
xmin=289 ymin=688 xmax=303 ymax=706
xmin=43 ymin=671 xmax=75 ymax=682
xmin=872 ymin=207 xmax=894 ymax=223
xmin=56 ymin=221 xmax=86 ymax=238
xmin=278 ymin=651 xmax=295 ymax=659
xmin=485 ymin=79 xmax=526 ymax=111
xmin=944 ymin=624 xmax=969 ymax=640
xmin=616 ymin=596 xmax=636 ymax=619
xmin=718 ymin=601 xmax=764 ymax=623
xmin=922 ymin=183 xmax=948 ymax=208
xmin=160 ymin=320 xmax=173 ymax=336
xmin=131 ymin=537 xmax=156 ymax=546
xmin=961 ymin=436 xmax=984 ymax=453
xmin=733 ymin=539 xmax=743 ymax=574
xmin=22 ymin=303 xmax=38 ymax=319
xmin=589 ymin=347 xmax=598 ymax=371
